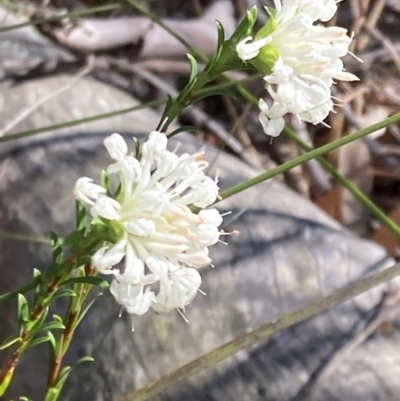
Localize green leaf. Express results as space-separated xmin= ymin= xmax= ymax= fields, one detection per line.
xmin=205 ymin=21 xmax=225 ymax=72
xmin=75 ymin=293 xmax=104 ymax=328
xmin=177 ymin=54 xmax=199 ymax=103
xmin=189 ymin=88 xmax=237 ymax=105
xmin=25 ymin=335 xmax=51 ymax=350
xmin=187 ymin=54 xmax=198 ymax=87
xmin=254 ymin=7 xmax=277 ymax=40
xmin=39 ymin=321 xmax=66 ymax=332
xmin=133 ymin=136 xmax=141 ymax=159
xmin=51 ymin=288 xmax=77 ymax=301
xmin=50 ymin=232 xmax=64 ymax=264
xmin=75 ymin=355 xmax=94 ymax=364
xmin=60 ymin=276 xmax=109 ymax=288
xmin=47 ymin=330 xmax=56 ymax=353
xmin=45 ymin=387 xmax=61 ymax=401
xmin=228 ymin=6 xmax=258 ymax=46
xmin=100 ymin=170 xmax=113 ymax=197
xmin=0 ymin=334 xmax=21 ymax=350
xmin=75 ymin=200 xmax=88 ymax=232
xmin=26 ymin=307 xmax=49 ymax=333
xmin=53 ymin=314 xmax=63 ymax=323
xmin=168 ymin=126 xmax=199 ymax=137
xmin=64 ymin=230 xmax=86 ymax=246
xmin=17 ymin=293 xmax=29 ymax=325
xmin=33 ymin=268 xmax=42 ymax=302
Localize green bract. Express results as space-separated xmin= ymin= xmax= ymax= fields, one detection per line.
xmin=251 ymin=7 xmax=279 ymax=75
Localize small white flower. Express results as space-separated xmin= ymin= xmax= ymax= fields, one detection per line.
xmin=73 ymin=177 xmax=105 ymax=205
xmin=236 ymin=36 xmax=271 ymax=61
xmin=74 ymin=132 xmax=226 ymax=327
xmin=236 ymin=0 xmax=358 ymax=137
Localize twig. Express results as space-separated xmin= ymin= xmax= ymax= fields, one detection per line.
xmin=0 ymin=59 xmax=93 ymax=137
xmin=357 ymin=0 xmax=386 ymax=52
xmin=362 ymin=23 xmax=400 ymax=76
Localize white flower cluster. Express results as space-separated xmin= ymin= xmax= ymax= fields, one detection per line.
xmin=237 ymin=0 xmax=359 ymax=137
xmin=74 ymin=132 xmax=223 ymax=329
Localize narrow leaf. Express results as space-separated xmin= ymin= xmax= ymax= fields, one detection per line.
xmin=168 ymin=126 xmax=199 ymax=137
xmin=25 ymin=336 xmax=50 ymax=350
xmin=189 ymin=88 xmax=237 ymax=105
xmin=17 ymin=293 xmax=29 ymax=324
xmin=75 ymin=356 xmax=94 ymax=365
xmin=0 ymin=334 xmax=21 ymax=350
xmin=47 ymin=330 xmax=56 ymax=353
xmin=75 ymin=200 xmax=88 ymax=232
xmin=75 ymin=293 xmax=103 ymax=328
xmin=39 ymin=321 xmax=66 ymax=332
xmin=50 ymin=232 xmax=64 ymax=264
xmin=51 ymin=289 xmax=77 ymax=301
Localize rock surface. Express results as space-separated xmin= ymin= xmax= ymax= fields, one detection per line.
xmin=0 ymin=6 xmax=399 ymax=401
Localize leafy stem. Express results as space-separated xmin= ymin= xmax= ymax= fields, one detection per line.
xmin=0 ymin=238 xmax=100 ymax=396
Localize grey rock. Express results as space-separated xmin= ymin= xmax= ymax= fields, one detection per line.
xmin=0 ymin=10 xmax=399 ymax=401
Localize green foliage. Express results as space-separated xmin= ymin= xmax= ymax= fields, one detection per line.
xmin=100 ymin=171 xmax=113 ymax=198
xmin=50 ymin=233 xmax=64 ymax=265
xmin=0 ymin=335 xmax=21 ymax=350
xmin=168 ymin=126 xmax=199 ymax=137
xmin=17 ymin=294 xmax=29 ymax=327
xmin=75 ymin=200 xmax=88 ymax=232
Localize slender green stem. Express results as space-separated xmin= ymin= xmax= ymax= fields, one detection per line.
xmin=0 ymin=230 xmax=50 ymax=244
xmin=120 ymin=261 xmax=400 ymax=401
xmin=285 ymin=128 xmax=400 ymax=237
xmin=0 ymin=3 xmax=123 ymax=33
xmin=219 ymin=112 xmax=400 ymax=200
xmin=0 ymin=99 xmax=165 ymax=143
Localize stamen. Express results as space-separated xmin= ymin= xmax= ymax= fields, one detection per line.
xmin=198 ymin=288 xmax=206 ymax=296
xmin=177 ymin=308 xmax=189 ymax=323
xmin=173 ymin=142 xmax=181 ymax=154
xmin=118 ymin=307 xmax=123 ymax=318
xmin=221 ymin=211 xmax=232 ymax=217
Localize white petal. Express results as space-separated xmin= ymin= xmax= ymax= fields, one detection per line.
xmin=104 ymin=133 xmax=128 ymax=160
xmin=125 ymin=218 xmax=156 ymax=236
xmin=92 ymin=240 xmax=126 ymax=274
xmin=266 ymin=117 xmax=285 ymax=137
xmin=199 ymin=209 xmax=223 ymax=226
xmin=73 ymin=177 xmax=105 ymax=205
xmin=90 ymin=196 xmax=121 ymax=220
